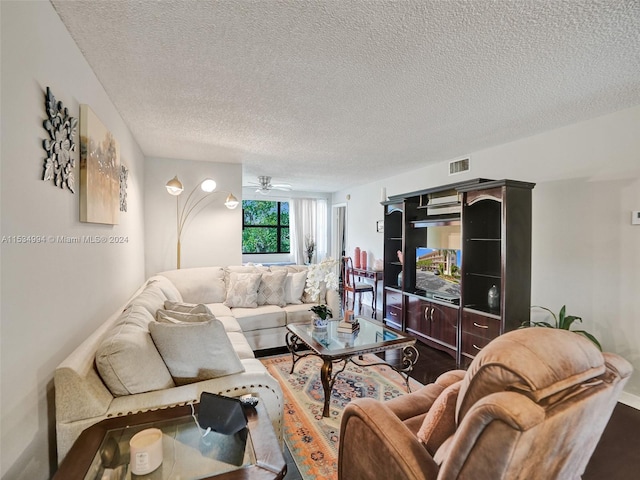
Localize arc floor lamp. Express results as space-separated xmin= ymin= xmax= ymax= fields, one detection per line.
xmin=165 ymin=175 xmax=239 ymax=269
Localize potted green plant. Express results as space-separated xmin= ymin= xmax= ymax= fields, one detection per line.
xmin=521 ymin=305 xmax=602 ymax=350
xmin=310 ymin=304 xmax=333 ymax=330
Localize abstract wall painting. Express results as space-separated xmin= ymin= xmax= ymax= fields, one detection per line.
xmin=120 ymin=164 xmax=128 ymax=213
xmin=79 ymin=104 xmax=120 ymax=224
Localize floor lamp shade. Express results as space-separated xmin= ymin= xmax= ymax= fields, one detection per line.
xmin=165 ymin=175 xmax=238 ymax=268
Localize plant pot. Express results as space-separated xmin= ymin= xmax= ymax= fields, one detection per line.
xmin=312 ymin=314 xmax=329 ymax=330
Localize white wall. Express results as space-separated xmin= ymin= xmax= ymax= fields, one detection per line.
xmin=334 ymin=105 xmax=640 ymax=403
xmin=144 ymin=157 xmax=243 ymax=275
xmin=1 ymin=2 xmax=147 ymax=479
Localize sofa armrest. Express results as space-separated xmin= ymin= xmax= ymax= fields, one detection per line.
xmin=108 ymin=358 xmax=283 ymax=436
xmin=57 ymin=359 xmax=284 ymax=463
xmin=339 ymin=398 xmax=439 ymax=480
xmin=385 ymin=370 xmax=466 ymax=421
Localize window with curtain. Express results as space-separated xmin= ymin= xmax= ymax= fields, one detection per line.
xmin=242 ymin=200 xmax=290 ymax=253
xmin=290 ymin=198 xmax=328 ymax=264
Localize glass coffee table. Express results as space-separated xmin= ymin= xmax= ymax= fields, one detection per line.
xmin=286 ymin=317 xmax=419 ymax=417
xmin=53 ymin=401 xmax=285 ymax=480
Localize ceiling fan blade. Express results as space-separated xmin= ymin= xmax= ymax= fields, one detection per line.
xmin=272 ymin=185 xmax=292 ymax=191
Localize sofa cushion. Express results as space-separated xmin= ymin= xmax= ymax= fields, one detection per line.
xmin=224 ymin=272 xmax=262 ymax=308
xmin=159 ymin=267 xmax=226 ymax=304
xmin=257 ymin=270 xmax=287 ymax=307
xmin=148 ymin=276 xmax=182 ymax=303
xmin=231 ymin=305 xmax=286 ymax=332
xmin=149 ymin=319 xmax=245 ymax=386
xmin=96 ymin=305 xmax=175 ymax=396
xmin=204 ymin=303 xmax=233 ymax=318
xmin=126 ymin=283 xmax=168 ymax=316
xmin=284 ymin=271 xmax=307 ymax=304
xmin=163 ymin=301 xmax=211 ymax=315
xmin=283 ymin=303 xmax=316 ymax=324
xmin=214 ymin=315 xmax=244 ymax=333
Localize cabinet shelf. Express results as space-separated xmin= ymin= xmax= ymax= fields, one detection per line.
xmin=417 ymin=200 xmax=460 ymax=209
xmin=463 ymin=306 xmax=501 ymax=319
xmin=388 ymin=237 xmax=403 ymax=241
xmin=467 ymin=238 xmax=501 ymax=242
xmin=465 ymin=272 xmax=501 ymax=280
xmin=412 ymin=217 xmax=461 ymax=228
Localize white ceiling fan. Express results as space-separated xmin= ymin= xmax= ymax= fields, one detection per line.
xmin=247 ymin=176 xmax=292 ymax=195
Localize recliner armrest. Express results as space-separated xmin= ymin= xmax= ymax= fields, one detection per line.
xmin=339 ymin=398 xmax=439 ymax=480
xmin=386 ymin=369 xmax=466 ymax=421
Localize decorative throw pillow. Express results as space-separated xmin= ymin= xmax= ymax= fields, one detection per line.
xmin=417 ymin=381 xmax=462 ymax=455
xmin=257 ymin=270 xmax=287 ymax=306
xmin=284 ymin=271 xmax=307 ymax=305
xmin=149 ymin=319 xmax=245 ymax=386
xmin=163 ymin=301 xmax=211 ymax=315
xmin=96 ymin=305 xmax=175 ymax=396
xmin=223 ymin=266 xmax=260 ymax=290
xmin=156 ymin=309 xmax=215 ymax=324
xmin=224 ymin=272 xmax=262 ymax=308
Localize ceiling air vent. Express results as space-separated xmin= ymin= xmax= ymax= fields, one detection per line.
xmin=449 ymin=157 xmax=470 ymax=175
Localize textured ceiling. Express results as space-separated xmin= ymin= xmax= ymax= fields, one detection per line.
xmin=51 ymin=0 xmax=640 ymax=192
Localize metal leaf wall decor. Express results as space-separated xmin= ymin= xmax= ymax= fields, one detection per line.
xmin=42 ymin=87 xmax=77 ymax=193
xmin=120 ymin=164 xmax=128 ymax=212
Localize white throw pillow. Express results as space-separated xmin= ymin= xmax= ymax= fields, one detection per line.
xmin=149 ymin=319 xmax=245 ymax=386
xmin=163 ymin=301 xmax=212 ymax=315
xmin=156 ymin=309 xmax=215 ymax=324
xmin=224 ymin=272 xmax=262 ymax=308
xmin=257 ymin=270 xmax=287 ymax=307
xmin=284 ymin=271 xmax=307 ymax=305
xmin=96 ymin=305 xmax=175 ymax=396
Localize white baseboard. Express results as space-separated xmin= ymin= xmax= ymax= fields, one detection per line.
xmin=619 ymin=391 xmax=640 ymax=410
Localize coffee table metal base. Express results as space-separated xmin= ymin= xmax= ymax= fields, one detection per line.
xmin=285 ymin=331 xmax=419 ymax=417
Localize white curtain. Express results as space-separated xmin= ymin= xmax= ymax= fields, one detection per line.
xmin=291 ymin=198 xmax=328 ymax=264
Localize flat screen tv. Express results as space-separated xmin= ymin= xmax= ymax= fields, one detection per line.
xmin=415 ymin=247 xmax=461 ymax=303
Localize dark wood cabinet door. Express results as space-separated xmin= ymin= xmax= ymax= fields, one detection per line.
xmin=430 ymin=303 xmax=458 ymax=348
xmin=405 ymin=295 xmax=430 ymax=337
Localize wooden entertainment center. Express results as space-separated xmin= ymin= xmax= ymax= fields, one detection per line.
xmin=382 ymin=178 xmax=535 ymax=365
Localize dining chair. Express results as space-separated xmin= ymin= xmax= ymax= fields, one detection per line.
xmin=342 ymin=256 xmax=376 ymax=317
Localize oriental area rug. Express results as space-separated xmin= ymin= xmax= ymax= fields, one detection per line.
xmin=261 ymin=354 xmax=422 ymax=480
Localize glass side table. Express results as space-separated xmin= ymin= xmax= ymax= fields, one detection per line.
xmin=54 ymin=402 xmax=285 ymax=480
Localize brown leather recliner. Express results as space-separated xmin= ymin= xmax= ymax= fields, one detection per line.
xmin=339 ymin=328 xmax=632 ymax=480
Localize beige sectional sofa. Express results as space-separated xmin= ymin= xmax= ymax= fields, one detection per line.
xmin=54 ymin=264 xmax=340 ymax=462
